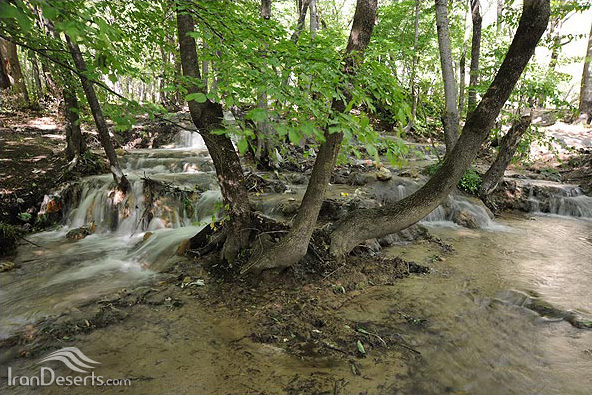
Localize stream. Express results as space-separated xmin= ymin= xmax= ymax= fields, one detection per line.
xmin=1 ymin=131 xmax=592 ymax=393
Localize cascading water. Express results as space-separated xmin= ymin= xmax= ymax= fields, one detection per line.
xmin=369 ymin=176 xmax=495 ymax=229
xmin=0 ymin=132 xmax=222 ymax=340
xmin=526 ymin=181 xmax=592 ymax=218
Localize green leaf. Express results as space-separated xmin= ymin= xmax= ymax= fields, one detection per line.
xmin=356 ymin=340 xmax=366 ymax=355
xmin=186 ymin=92 xmax=207 ymax=103
xmin=246 ymin=108 xmax=266 ymax=122
xmin=237 ymin=137 xmax=249 ymax=154
xmin=288 ymin=129 xmax=300 ymax=145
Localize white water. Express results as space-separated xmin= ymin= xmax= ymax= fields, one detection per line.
xmin=0 ymin=133 xmax=221 ymax=339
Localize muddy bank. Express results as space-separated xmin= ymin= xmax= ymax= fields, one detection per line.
xmin=0 ymin=240 xmax=441 ymax=393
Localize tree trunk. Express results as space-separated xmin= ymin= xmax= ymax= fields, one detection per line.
xmin=0 ymin=38 xmax=30 ymax=105
xmin=176 ymin=10 xmax=252 ymax=263
xmin=497 ymin=0 xmax=504 ymax=34
xmin=310 ymin=0 xmax=318 ymax=38
xmin=480 ymin=113 xmax=532 ymax=197
xmin=435 ymin=0 xmax=459 ymax=155
xmin=579 ymin=16 xmax=592 ymax=120
xmin=408 ymin=0 xmax=421 ymax=129
xmin=63 ymin=87 xmax=87 ymax=164
xmin=65 ymin=35 xmax=129 ymax=192
xmin=330 ymin=0 xmax=550 ymax=257
xmin=41 ymin=62 xmax=60 ymax=98
xmin=291 ymin=0 xmax=311 ymax=43
xmin=0 ymin=45 xmax=9 ymax=89
xmin=468 ymin=0 xmax=482 ymax=113
xmin=202 ymin=42 xmax=209 ymax=90
xmin=29 ymin=51 xmax=44 ymax=102
xmin=458 ymin=49 xmax=466 ymax=115
xmin=245 ymin=0 xmax=378 ymax=273
xmin=261 ymin=0 xmax=271 ymax=19
xmin=254 ymin=0 xmax=276 ymax=169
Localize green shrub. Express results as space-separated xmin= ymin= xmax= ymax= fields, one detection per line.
xmin=0 ymin=223 xmax=20 ymax=256
xmin=423 ymin=162 xmax=482 ymax=195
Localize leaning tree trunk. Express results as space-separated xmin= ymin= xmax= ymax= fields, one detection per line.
xmin=435 ymin=0 xmax=459 ymax=155
xmin=330 ymin=0 xmax=550 ymax=257
xmin=244 ymin=0 xmax=378 ymax=273
xmin=177 ymin=10 xmax=252 ymax=263
xmin=579 ymin=16 xmax=592 ymax=121
xmin=479 ymin=113 xmax=532 ymax=198
xmin=467 ymin=0 xmax=482 ymax=113
xmin=65 ymin=35 xmax=129 ymax=192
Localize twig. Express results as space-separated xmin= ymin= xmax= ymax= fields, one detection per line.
xmin=18 ymin=235 xmax=44 ymax=249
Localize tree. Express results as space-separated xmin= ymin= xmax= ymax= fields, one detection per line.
xmin=435 ymin=0 xmax=459 ymax=154
xmin=0 ymin=37 xmax=29 ymax=105
xmin=35 ymin=12 xmax=87 ymax=165
xmin=479 ymin=113 xmax=532 ymax=199
xmin=408 ymin=0 xmax=421 ymax=129
xmin=467 ymin=0 xmax=482 ymax=112
xmin=245 ymin=0 xmax=379 ymax=273
xmin=580 ymin=15 xmax=592 ymax=120
xmin=65 ymin=35 xmax=129 ymax=192
xmin=329 ymin=0 xmax=550 ymax=257
xmin=176 ymin=7 xmax=252 ymax=263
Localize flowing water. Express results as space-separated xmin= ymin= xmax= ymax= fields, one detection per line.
xmin=0 ymin=135 xmax=220 ymax=340
xmin=377 ymin=215 xmax=592 ymax=394
xmin=1 ymin=134 xmax=592 ymax=393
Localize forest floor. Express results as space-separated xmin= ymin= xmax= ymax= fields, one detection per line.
xmin=0 ymin=110 xmax=69 ymax=224
xmin=1 ymin=109 xmax=591 ymax=392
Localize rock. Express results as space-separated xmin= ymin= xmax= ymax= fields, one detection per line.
xmin=399 ymin=169 xmax=421 ymax=178
xmin=66 ymin=222 xmax=96 ymax=240
xmin=451 ymin=210 xmax=479 ymax=229
xmin=175 ymin=239 xmax=191 ymax=256
xmin=285 ymin=173 xmax=307 ymax=185
xmin=0 ymin=261 xmax=17 ymax=272
xmin=143 ymin=232 xmax=154 ymax=241
xmin=319 ymin=199 xmax=348 ymax=221
xmin=375 ymin=167 xmax=393 ymax=181
xmin=279 ymin=200 xmax=300 ymax=216
xmin=348 ymin=172 xmax=375 ymax=186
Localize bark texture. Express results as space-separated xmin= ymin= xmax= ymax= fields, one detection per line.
xmin=579 ymin=16 xmax=592 ymax=120
xmin=29 ymin=51 xmax=44 ymax=102
xmin=467 ymin=0 xmax=482 ymax=112
xmin=435 ymin=0 xmax=459 ymax=154
xmin=480 ymin=114 xmax=532 ymax=197
xmin=330 ymin=0 xmax=550 ymax=257
xmin=65 ymin=35 xmax=129 ymax=192
xmin=177 ymin=11 xmax=252 ymax=263
xmin=0 ymin=38 xmax=29 ymax=104
xmin=245 ymin=0 xmax=378 ymax=273
xmin=63 ymin=88 xmax=87 ymax=163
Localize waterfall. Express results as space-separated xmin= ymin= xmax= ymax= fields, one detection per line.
xmin=525 ymin=181 xmax=592 ymax=218
xmin=369 ymin=177 xmax=494 ymax=229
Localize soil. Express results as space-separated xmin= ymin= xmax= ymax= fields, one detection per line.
xmin=0 ymin=110 xmax=69 ymax=225
xmin=0 ymin=237 xmax=447 ymax=393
